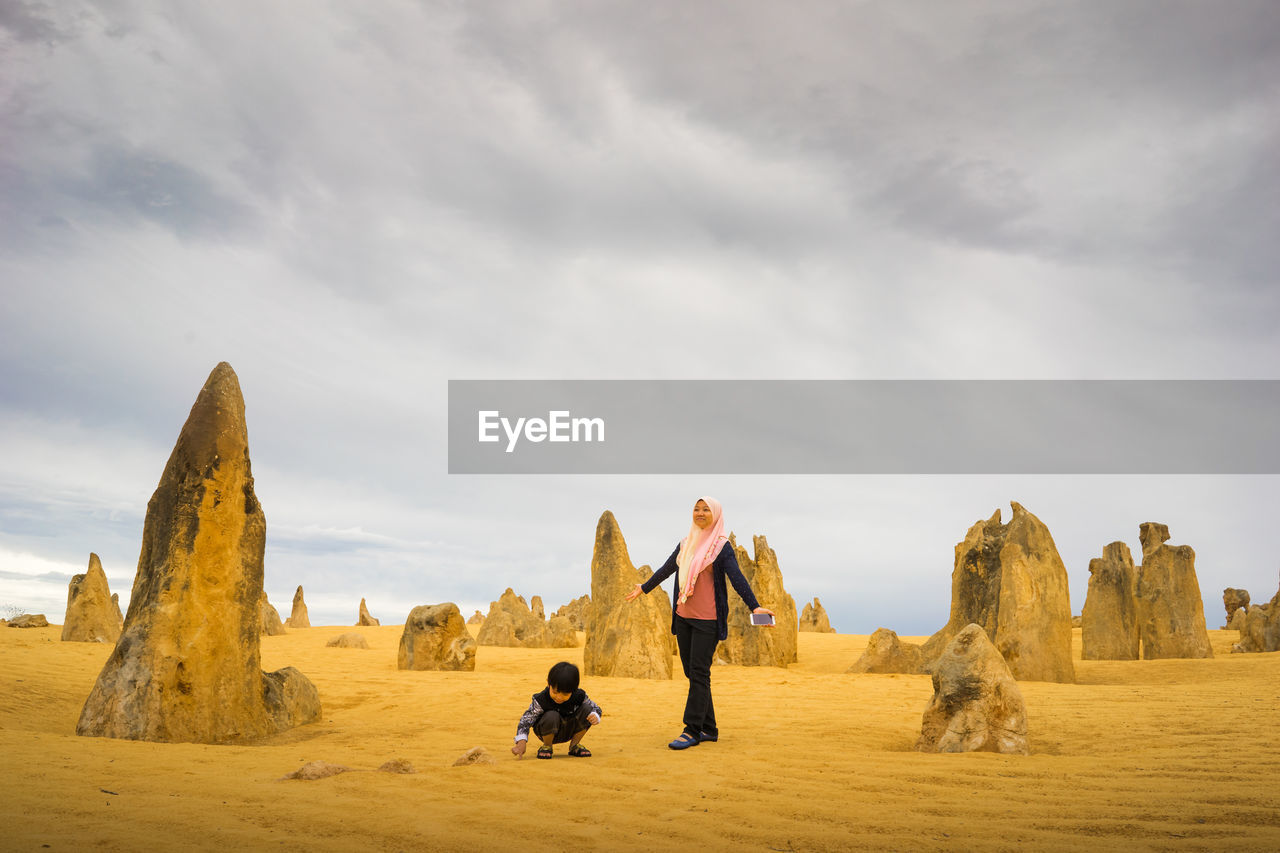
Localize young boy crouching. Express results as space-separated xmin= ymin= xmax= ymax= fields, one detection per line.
xmin=511 ymin=661 xmax=601 ymax=759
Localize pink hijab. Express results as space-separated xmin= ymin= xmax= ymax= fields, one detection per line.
xmin=676 ymin=496 xmax=729 ymax=605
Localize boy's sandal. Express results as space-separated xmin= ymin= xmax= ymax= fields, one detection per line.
xmin=536 ymin=746 xmax=553 ymax=759
xmin=568 ymin=744 xmax=592 ymax=757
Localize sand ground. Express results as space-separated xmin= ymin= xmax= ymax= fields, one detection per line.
xmin=2 ymin=624 xmax=1278 ymax=852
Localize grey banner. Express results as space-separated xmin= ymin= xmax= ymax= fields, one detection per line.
xmin=447 ymin=380 xmax=1280 ymax=474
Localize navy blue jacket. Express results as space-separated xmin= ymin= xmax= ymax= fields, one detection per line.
xmin=640 ymin=541 xmax=761 ymax=641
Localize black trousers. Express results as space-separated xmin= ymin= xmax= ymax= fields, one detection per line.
xmin=532 ymin=704 xmax=593 ymax=744
xmin=673 ymin=613 xmax=718 ymax=739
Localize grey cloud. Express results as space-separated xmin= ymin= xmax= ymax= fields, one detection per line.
xmin=69 ymin=145 xmax=257 ymax=238
xmin=867 ymin=155 xmax=1040 ymax=250
xmin=0 ymin=0 xmax=65 ymax=43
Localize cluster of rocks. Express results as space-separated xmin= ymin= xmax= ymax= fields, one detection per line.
xmin=1081 ymin=523 xmax=1213 ymax=660
xmin=553 ymin=594 xmax=592 ymax=630
xmin=476 ymin=589 xmax=577 ymax=648
xmin=715 ymin=534 xmax=798 ymax=667
xmin=1229 ymin=580 xmax=1280 ymax=654
xmin=61 ymin=553 xmax=122 ymax=643
xmin=75 ymin=363 xmax=321 ymax=744
xmin=799 ymin=597 xmax=835 ymax=633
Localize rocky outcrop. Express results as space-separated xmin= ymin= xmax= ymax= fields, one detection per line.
xmin=716 ymin=535 xmax=798 ymax=667
xmin=62 ymin=553 xmax=121 ymax=643
xmin=259 ymin=592 xmax=287 ymax=636
xmin=1231 ymin=581 xmax=1280 ymax=653
xmin=1081 ymin=542 xmax=1139 ymax=660
xmin=799 ymin=597 xmax=836 ymax=633
xmin=530 ymin=595 xmax=545 ymax=620
xmin=920 ymin=502 xmax=1074 ymax=683
xmin=917 ymin=623 xmax=1029 ymax=755
xmin=75 ymin=363 xmax=320 ymax=743
xmin=847 ymin=628 xmax=923 ymax=673
xmin=467 ymin=610 xmax=484 ymax=625
xmin=357 ymin=598 xmax=380 ymax=627
xmin=287 ymin=585 xmax=310 ymax=628
xmin=8 ymin=614 xmax=49 ymax=628
xmin=398 ymin=603 xmax=477 ymax=671
xmin=1227 ymin=608 xmax=1247 ymax=631
xmin=583 ymin=511 xmax=673 ymax=679
xmin=111 ymin=593 xmax=123 ymax=625
xmin=1134 ymin=523 xmax=1213 ymax=659
xmin=476 ymin=589 xmax=578 ymax=649
xmin=326 ymin=633 xmax=369 ymax=649
xmin=1223 ymin=588 xmax=1250 ymax=623
xmin=553 ymin=594 xmax=592 ymax=630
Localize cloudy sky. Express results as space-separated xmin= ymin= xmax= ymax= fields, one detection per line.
xmin=2 ymin=1 xmax=1277 ymax=634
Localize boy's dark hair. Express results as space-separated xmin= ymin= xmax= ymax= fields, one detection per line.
xmin=547 ymin=661 xmax=580 ymax=693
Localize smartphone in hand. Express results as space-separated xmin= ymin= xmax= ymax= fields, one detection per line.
xmin=750 ymin=612 xmax=775 ymax=626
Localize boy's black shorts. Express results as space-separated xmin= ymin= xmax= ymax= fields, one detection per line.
xmin=532 ymin=705 xmax=593 ymax=744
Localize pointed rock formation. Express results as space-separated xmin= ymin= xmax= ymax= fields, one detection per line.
xmin=357 ymin=598 xmax=380 ymax=626
xmin=917 ymin=623 xmax=1029 ymax=755
xmin=259 ymin=592 xmax=287 ymax=636
xmin=287 ymin=585 xmax=310 ymax=628
xmin=1081 ymin=542 xmax=1140 ymax=660
xmin=583 ymin=511 xmax=673 ymax=679
xmin=62 ymin=553 xmax=121 ymax=643
xmin=920 ymin=502 xmax=1074 ymax=683
xmin=111 ymin=593 xmax=123 ymax=625
xmin=799 ymin=597 xmax=836 ymax=633
xmin=530 ymin=595 xmax=545 ymax=620
xmin=553 ymin=594 xmax=592 ymax=630
xmin=398 ymin=603 xmax=476 ymax=671
xmin=716 ymin=534 xmax=798 ymax=667
xmin=1134 ymin=523 xmax=1213 ymax=659
xmin=75 ymin=362 xmax=320 ymax=743
xmin=847 ymin=627 xmax=923 ymax=673
xmin=467 ymin=609 xmax=484 ymax=625
xmin=326 ymin=632 xmax=369 ymax=649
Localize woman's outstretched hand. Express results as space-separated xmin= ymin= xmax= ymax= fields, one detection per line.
xmin=752 ymin=606 xmax=776 ymax=627
xmin=624 ymin=584 xmax=642 ymax=602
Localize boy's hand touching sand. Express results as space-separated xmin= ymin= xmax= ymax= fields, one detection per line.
xmin=511 ymin=740 xmax=527 ymax=758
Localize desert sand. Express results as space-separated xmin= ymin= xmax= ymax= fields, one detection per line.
xmin=2 ymin=624 xmax=1278 ymax=851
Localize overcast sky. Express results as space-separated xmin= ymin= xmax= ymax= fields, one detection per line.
xmin=2 ymin=1 xmax=1277 ymax=635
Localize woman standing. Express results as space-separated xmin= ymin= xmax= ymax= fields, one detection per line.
xmin=625 ymin=496 xmax=774 ymax=750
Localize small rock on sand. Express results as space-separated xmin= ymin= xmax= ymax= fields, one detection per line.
xmin=281 ymin=761 xmax=352 ymax=781
xmin=378 ymin=759 xmax=417 ymax=774
xmin=452 ymin=746 xmax=497 ymax=766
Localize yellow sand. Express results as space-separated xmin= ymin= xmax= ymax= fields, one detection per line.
xmin=2 ymin=624 xmax=1278 ymax=851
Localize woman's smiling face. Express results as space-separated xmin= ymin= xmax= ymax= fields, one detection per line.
xmin=692 ymin=500 xmax=713 ymax=530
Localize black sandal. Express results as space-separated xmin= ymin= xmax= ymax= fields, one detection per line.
xmin=536 ymin=746 xmax=553 ymax=759
xmin=568 ymin=744 xmax=592 ymax=757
